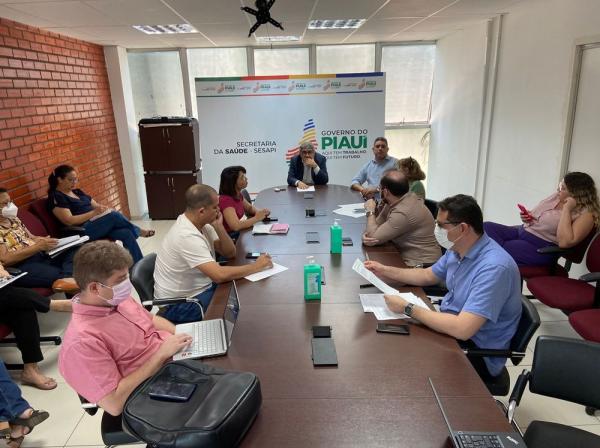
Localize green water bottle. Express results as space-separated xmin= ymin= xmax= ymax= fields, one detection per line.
xmin=303 ymin=256 xmax=322 ymax=301
xmin=330 ymin=219 xmax=342 ymax=254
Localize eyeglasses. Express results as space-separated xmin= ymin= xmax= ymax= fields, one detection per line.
xmin=435 ymin=221 xmax=460 ymax=228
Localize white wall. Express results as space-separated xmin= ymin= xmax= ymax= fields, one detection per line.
xmin=428 ymin=22 xmax=488 ymax=201
xmin=483 ymin=0 xmax=600 ymax=224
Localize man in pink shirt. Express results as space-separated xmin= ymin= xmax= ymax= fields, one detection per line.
xmin=58 ymin=241 xmax=192 ymax=416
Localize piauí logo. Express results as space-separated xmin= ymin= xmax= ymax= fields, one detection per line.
xmin=285 ymin=119 xmax=318 ymax=165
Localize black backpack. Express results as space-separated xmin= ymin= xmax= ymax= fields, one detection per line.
xmin=123 ymin=360 xmax=262 ymax=447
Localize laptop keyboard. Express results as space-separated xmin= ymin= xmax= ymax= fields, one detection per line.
xmin=457 ymin=434 xmax=503 ymax=448
xmin=192 ymin=319 xmax=225 ymax=356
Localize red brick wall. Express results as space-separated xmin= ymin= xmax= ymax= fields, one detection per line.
xmin=0 ymin=17 xmax=130 ymax=216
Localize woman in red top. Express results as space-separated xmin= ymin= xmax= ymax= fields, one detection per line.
xmin=218 ymin=166 xmax=270 ymax=236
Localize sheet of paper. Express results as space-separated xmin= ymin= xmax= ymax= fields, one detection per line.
xmin=359 ymin=294 xmax=407 ymax=320
xmin=296 ymin=186 xmax=315 ymax=192
xmin=352 ymin=258 xmax=399 ymax=295
xmin=47 ymin=235 xmax=89 ymax=257
xmin=337 ymin=202 xmax=366 ymax=209
xmin=252 ymin=223 xmax=273 ymax=234
xmin=373 ymin=307 xmax=407 ymax=321
xmin=244 ymin=263 xmax=288 ymax=282
xmin=333 ymin=207 xmax=366 ymax=218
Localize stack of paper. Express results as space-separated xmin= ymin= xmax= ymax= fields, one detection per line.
xmin=333 ymin=202 xmax=366 ymax=218
xmin=252 ymin=223 xmax=290 ymax=235
xmin=47 ymin=235 xmax=90 ymax=257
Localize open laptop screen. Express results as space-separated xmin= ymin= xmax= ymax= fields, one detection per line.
xmin=223 ymin=281 xmax=240 ymax=346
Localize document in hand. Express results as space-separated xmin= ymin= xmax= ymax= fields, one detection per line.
xmin=0 ymin=272 xmax=28 ymax=289
xmin=47 ymin=235 xmax=90 ymax=257
xmin=352 ymin=258 xmax=399 ymax=295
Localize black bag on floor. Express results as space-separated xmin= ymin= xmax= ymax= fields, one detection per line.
xmin=122 ymin=360 xmax=262 ymax=447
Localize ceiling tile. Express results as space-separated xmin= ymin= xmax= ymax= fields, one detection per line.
xmin=6 ymin=1 xmax=117 ymax=26
xmin=357 ymin=17 xmax=420 ymax=35
xmin=408 ymin=15 xmax=490 ymax=33
xmin=163 ymin=0 xmax=248 ymax=24
xmin=435 ymin=0 xmax=523 ymax=16
xmin=311 ymin=0 xmax=388 ymax=20
xmin=379 ymin=0 xmax=456 ymax=18
xmin=0 ymin=4 xmax=59 ymax=27
xmin=84 ymin=0 xmax=182 ymax=25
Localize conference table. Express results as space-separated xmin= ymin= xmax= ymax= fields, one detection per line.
xmin=204 ymin=185 xmax=513 ymax=447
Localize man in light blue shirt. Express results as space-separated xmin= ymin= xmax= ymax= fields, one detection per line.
xmin=364 ymin=194 xmax=522 ymax=380
xmin=350 ymin=137 xmax=397 ymax=199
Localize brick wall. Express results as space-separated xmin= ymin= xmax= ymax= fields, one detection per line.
xmin=0 ymin=17 xmax=130 ymax=216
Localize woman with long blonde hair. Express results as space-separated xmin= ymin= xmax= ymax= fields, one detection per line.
xmin=484 ymin=172 xmax=599 ymax=266
xmin=396 ymin=157 xmax=426 ymax=199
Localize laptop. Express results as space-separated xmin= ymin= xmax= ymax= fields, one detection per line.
xmin=428 ymin=378 xmax=527 ymax=448
xmin=173 ymin=281 xmax=240 ymax=361
xmin=0 ymin=272 xmax=27 ymax=289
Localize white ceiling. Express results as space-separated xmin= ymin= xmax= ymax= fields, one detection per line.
xmin=0 ymin=0 xmax=524 ymax=48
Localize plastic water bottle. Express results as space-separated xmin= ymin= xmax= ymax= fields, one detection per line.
xmin=330 ymin=219 xmax=342 ymax=254
xmin=303 ymin=256 xmax=322 ymax=301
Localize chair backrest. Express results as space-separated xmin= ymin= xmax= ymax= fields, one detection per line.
xmin=564 ymin=227 xmax=597 ymax=265
xmin=16 ymin=208 xmax=48 ymax=237
xmin=509 ymin=296 xmax=541 ymax=365
xmin=530 ymin=335 xmax=600 ymax=409
xmin=0 ymin=324 xmax=12 ymax=339
xmin=424 ymin=198 xmax=438 ymax=218
xmin=130 ymin=253 xmax=157 ymax=302
xmin=585 ymin=233 xmax=600 ymax=273
xmin=28 ymin=197 xmax=63 ymax=238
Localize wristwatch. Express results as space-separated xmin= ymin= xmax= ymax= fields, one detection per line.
xmin=403 ymin=303 xmax=415 ymax=317
xmin=366 ymin=210 xmax=375 ymax=217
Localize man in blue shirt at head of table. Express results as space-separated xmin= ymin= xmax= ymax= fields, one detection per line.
xmin=364 ymin=194 xmax=522 ymax=382
xmin=350 ymin=137 xmax=397 ymax=199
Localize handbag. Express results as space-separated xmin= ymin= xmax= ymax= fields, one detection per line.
xmin=122 ymin=360 xmax=262 ymax=447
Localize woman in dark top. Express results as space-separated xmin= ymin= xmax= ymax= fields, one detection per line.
xmin=0 ymin=262 xmax=70 ymax=391
xmin=47 ymin=165 xmax=153 ymax=263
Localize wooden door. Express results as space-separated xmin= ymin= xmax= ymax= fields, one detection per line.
xmin=144 ymin=174 xmax=175 ymax=219
xmin=139 ymin=126 xmax=168 ymax=172
xmin=171 ymin=174 xmax=198 ymax=216
xmin=166 ymin=124 xmax=197 ymax=171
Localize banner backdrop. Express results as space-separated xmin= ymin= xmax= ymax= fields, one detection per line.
xmin=196 ymin=73 xmax=385 ymax=192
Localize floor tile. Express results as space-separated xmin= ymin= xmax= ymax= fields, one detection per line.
xmin=65 ymin=411 xmax=105 ymax=446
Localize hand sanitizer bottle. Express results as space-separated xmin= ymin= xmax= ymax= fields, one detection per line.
xmin=303 ymin=256 xmax=322 ymax=301
xmin=330 ymin=219 xmax=342 ymax=254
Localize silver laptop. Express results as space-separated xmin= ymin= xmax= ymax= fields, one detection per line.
xmin=429 ymin=378 xmax=527 ymax=448
xmin=173 ymin=281 xmax=240 ymax=360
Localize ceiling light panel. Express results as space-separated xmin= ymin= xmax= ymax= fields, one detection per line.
xmin=133 ymin=24 xmax=198 ymax=34
xmin=308 ymin=19 xmax=366 ymax=30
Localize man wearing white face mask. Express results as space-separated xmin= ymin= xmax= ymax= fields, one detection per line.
xmin=364 ymin=194 xmax=522 ymax=382
xmin=0 ymin=188 xmax=78 ymax=292
xmin=59 ymin=241 xmax=193 ymax=417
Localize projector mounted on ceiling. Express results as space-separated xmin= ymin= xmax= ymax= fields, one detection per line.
xmin=241 ymin=0 xmax=284 ymax=38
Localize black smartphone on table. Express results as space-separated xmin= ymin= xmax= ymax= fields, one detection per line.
xmin=376 ymin=323 xmax=410 ymax=335
xmin=342 ymin=237 xmax=353 ymax=246
xmin=263 ymin=217 xmax=278 ymax=222
xmin=148 ymin=381 xmax=197 ymax=402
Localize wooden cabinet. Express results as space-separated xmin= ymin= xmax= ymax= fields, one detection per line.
xmin=139 ymin=120 xmax=200 ymax=172
xmin=145 ymin=173 xmax=197 ymax=219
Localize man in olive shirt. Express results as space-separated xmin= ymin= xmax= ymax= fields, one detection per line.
xmin=363 ymin=170 xmax=441 ymax=266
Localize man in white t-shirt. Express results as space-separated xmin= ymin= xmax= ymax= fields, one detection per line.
xmin=154 ymin=184 xmax=272 ymax=323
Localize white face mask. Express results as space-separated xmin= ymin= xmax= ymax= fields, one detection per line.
xmin=97 ymin=278 xmax=132 ymax=307
xmin=1 ymin=202 xmax=18 ymax=219
xmin=434 ymin=223 xmax=457 ymax=250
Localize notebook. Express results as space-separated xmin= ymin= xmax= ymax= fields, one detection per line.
xmin=47 ymin=235 xmax=89 ymax=257
xmin=429 ymin=378 xmax=527 ymax=448
xmin=0 ymin=272 xmax=28 ymax=289
xmin=173 ymin=281 xmax=240 ymax=360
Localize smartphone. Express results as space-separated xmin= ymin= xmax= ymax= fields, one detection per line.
xmin=517 ymin=204 xmax=535 ymax=220
xmin=342 ymin=237 xmax=353 ymax=246
xmin=148 ymin=381 xmax=197 ymax=402
xmin=306 ymin=232 xmax=320 ymax=243
xmin=263 ymin=216 xmax=278 ymax=222
xmin=376 ymin=323 xmax=410 ymax=335
xmin=246 ymin=252 xmax=262 ymax=259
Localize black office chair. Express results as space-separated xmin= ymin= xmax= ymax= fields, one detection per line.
xmin=506 ymin=336 xmax=600 ymax=447
xmin=463 ymin=296 xmax=540 ymax=396
xmin=423 ymin=198 xmax=438 ymax=218
xmin=78 ymin=395 xmax=140 ymax=447
xmin=130 ymin=253 xmax=202 ymax=315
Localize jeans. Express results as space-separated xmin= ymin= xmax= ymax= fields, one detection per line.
xmin=160 ymin=283 xmax=218 ymax=324
xmin=13 ymin=247 xmax=76 ymax=288
xmin=484 ymin=222 xmax=557 ymax=266
xmin=83 ymin=211 xmax=143 ymax=263
xmin=0 ymin=362 xmax=30 ymax=422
